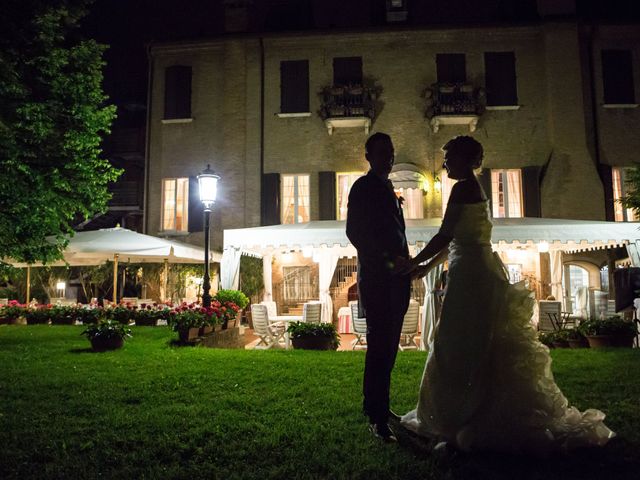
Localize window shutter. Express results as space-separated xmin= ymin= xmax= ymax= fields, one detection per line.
xmin=599 ymin=164 xmax=615 ymax=221
xmin=436 ymin=54 xmax=466 ymax=83
xmin=318 ymin=171 xmax=336 ymax=221
xmin=164 ymin=65 xmax=192 ymax=119
xmin=484 ymin=52 xmax=518 ymax=106
xmin=188 ymin=177 xmax=204 ymax=232
xmin=521 ymin=166 xmax=541 ymax=217
xmin=261 ymin=173 xmax=281 ymax=226
xmin=478 ymin=169 xmax=492 ymax=216
xmin=333 ymin=57 xmax=363 ymax=85
xmin=280 ymin=60 xmax=309 ymax=113
xmin=602 ymin=50 xmax=635 ymax=104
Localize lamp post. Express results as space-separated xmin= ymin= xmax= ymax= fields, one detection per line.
xmin=197 ymin=165 xmax=220 ymax=308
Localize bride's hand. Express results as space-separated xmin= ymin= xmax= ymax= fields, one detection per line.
xmin=392 ymin=256 xmax=417 ymax=276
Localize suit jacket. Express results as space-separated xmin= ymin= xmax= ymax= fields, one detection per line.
xmin=346 ymin=170 xmax=409 ymax=282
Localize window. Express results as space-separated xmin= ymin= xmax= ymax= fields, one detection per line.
xmin=612 ymin=167 xmax=638 ymax=221
xmin=280 ymin=60 xmax=309 ymax=113
xmin=505 ymin=264 xmax=522 ymax=284
xmin=333 ymin=57 xmax=363 ymax=85
xmin=395 ymin=188 xmax=424 ymax=219
xmin=161 ymin=178 xmax=189 ymax=231
xmin=602 ymin=50 xmax=635 ymax=104
xmin=281 ymin=174 xmax=310 ymax=224
xmin=164 ymin=66 xmax=192 ymax=119
xmin=484 ymin=52 xmax=518 ymax=106
xmin=440 ymin=170 xmax=456 ymax=216
xmin=491 ymin=169 xmax=523 ymax=218
xmin=436 ymin=54 xmax=466 ymax=83
xmin=336 ymin=172 xmax=364 ymax=220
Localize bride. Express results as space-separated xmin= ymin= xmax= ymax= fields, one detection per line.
xmin=398 ymin=136 xmax=615 ymax=455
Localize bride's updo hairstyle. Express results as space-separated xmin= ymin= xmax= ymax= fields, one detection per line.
xmin=442 ymin=136 xmax=483 ymax=169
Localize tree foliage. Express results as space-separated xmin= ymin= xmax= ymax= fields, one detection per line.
xmin=619 ymin=164 xmax=640 ymax=218
xmin=0 ymin=0 xmax=120 ymax=264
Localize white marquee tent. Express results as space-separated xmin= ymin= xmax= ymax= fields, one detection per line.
xmin=222 ymin=218 xmax=640 ymax=337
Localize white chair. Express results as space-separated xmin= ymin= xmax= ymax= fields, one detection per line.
xmin=302 ymin=302 xmax=322 ymax=324
xmin=399 ymin=299 xmax=420 ymax=351
xmin=349 ymin=301 xmax=367 ymax=350
xmin=121 ymin=297 xmax=139 ymax=306
xmin=260 ymin=300 xmax=278 ymax=318
xmin=538 ymin=300 xmax=561 ymax=331
xmin=250 ymin=304 xmax=285 ymax=349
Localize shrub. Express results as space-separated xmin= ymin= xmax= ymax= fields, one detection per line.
xmin=25 ymin=305 xmax=51 ymax=324
xmin=287 ymin=322 xmax=340 ymax=349
xmin=0 ymin=300 xmax=26 ymax=322
xmin=213 ymin=290 xmax=249 ymax=310
xmin=578 ymin=316 xmax=637 ymax=337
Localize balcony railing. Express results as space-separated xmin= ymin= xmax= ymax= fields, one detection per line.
xmin=426 ymin=83 xmax=485 ymax=133
xmin=319 ymin=84 xmax=377 ymax=135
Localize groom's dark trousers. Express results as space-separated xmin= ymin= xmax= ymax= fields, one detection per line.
xmin=346 ymin=171 xmax=411 ymax=426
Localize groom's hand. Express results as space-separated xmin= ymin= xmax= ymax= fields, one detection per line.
xmin=391 ymin=256 xmax=415 ymax=275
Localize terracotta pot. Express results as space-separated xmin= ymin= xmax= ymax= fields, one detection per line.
xmin=214 ymin=323 xmax=223 ymax=332
xmin=567 ymin=338 xmax=589 ymax=348
xmin=50 ymin=317 xmax=75 ymax=325
xmin=291 ymin=336 xmax=337 ymax=351
xmin=135 ymin=317 xmax=157 ymax=327
xmin=178 ymin=327 xmax=200 ymax=342
xmin=586 ymin=335 xmax=635 ymax=348
xmin=551 ymin=340 xmax=570 ymax=349
xmin=90 ymin=336 xmax=124 ymax=352
xmin=199 ymin=325 xmax=213 ymax=336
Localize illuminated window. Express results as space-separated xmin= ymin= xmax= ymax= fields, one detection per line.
xmin=336 ymin=172 xmax=364 ymax=220
xmin=440 ymin=170 xmax=456 ymax=216
xmin=282 ymin=174 xmax=310 ymax=224
xmin=395 ymin=188 xmax=424 ymax=219
xmin=612 ymin=167 xmax=638 ymax=222
xmin=491 ymin=169 xmax=523 ymax=218
xmin=161 ymin=178 xmax=189 ymax=231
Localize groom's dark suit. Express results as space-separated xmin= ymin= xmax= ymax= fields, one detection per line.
xmin=346 ymin=170 xmax=411 ymax=426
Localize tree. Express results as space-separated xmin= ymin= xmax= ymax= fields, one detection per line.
xmin=620 ymin=164 xmax=640 ymax=219
xmin=0 ymin=0 xmax=120 ymax=264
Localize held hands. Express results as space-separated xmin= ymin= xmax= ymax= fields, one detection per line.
xmin=391 ymin=256 xmax=418 ymax=276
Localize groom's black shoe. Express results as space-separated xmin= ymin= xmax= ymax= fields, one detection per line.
xmin=369 ymin=423 xmax=397 ymax=443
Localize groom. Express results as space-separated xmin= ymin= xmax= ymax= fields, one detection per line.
xmin=346 ymin=132 xmax=411 ymax=443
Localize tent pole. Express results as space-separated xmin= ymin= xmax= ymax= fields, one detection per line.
xmin=163 ymin=258 xmax=168 ymax=302
xmin=26 ymin=265 xmax=31 ymax=304
xmin=113 ymin=254 xmax=119 ymax=304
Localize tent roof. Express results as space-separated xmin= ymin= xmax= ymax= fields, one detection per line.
xmin=223 ymin=218 xmax=640 ymax=252
xmin=8 ymin=227 xmax=221 ymax=267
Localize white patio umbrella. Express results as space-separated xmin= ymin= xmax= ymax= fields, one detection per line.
xmin=8 ymin=227 xmax=222 ymax=303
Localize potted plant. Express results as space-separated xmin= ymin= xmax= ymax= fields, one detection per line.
xmin=135 ymin=304 xmax=160 ymax=326
xmin=25 ymin=305 xmax=51 ymax=324
xmin=169 ymin=304 xmax=206 ymax=342
xmin=213 ymin=290 xmax=249 ymax=329
xmin=49 ymin=305 xmax=75 ymax=325
xmin=565 ymin=328 xmax=589 ymax=348
xmin=0 ymin=300 xmax=26 ymax=325
xmin=579 ymin=316 xmax=637 ymax=348
xmin=81 ymin=319 xmax=132 ymax=352
xmin=287 ymin=322 xmax=340 ymax=351
xmin=106 ymin=305 xmax=134 ymax=325
xmin=76 ymin=306 xmax=100 ymax=325
xmin=549 ymin=329 xmax=570 ymax=348
xmin=538 ymin=331 xmax=555 ymax=349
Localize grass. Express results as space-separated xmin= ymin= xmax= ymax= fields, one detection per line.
xmin=0 ymin=326 xmax=638 ymax=480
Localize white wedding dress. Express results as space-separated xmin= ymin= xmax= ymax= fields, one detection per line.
xmin=401 ymin=201 xmax=615 ymax=455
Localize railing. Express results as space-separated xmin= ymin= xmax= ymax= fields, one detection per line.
xmin=330 ymin=258 xmax=358 ymax=290
xmin=272 ymin=281 xmax=318 ymax=313
xmin=320 ymin=84 xmax=376 ymax=119
xmin=427 ymin=82 xmax=483 ymax=117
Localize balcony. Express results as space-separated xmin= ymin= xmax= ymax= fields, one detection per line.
xmin=425 ymin=83 xmax=485 ymax=133
xmin=319 ymin=85 xmax=377 ymax=135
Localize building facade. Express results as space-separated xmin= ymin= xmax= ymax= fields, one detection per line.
xmin=144 ymin=2 xmax=640 ymax=311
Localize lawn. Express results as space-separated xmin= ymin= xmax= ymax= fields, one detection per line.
xmin=1 ymin=326 xmax=638 ymax=480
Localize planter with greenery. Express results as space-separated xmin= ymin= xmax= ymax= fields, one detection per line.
xmin=168 ymin=303 xmax=221 ymax=342
xmin=81 ymin=319 xmax=132 ymax=352
xmin=579 ymin=316 xmax=637 ymax=348
xmin=106 ymin=306 xmax=134 ymax=325
xmin=49 ymin=305 xmax=76 ymax=325
xmin=25 ymin=305 xmax=51 ymax=325
xmin=287 ymin=322 xmax=340 ymax=351
xmin=75 ymin=307 xmax=100 ymax=325
xmin=0 ymin=301 xmax=27 ymax=324
xmin=538 ymin=331 xmax=555 ymax=349
xmin=565 ymin=328 xmax=589 ymax=348
xmin=213 ymin=290 xmax=249 ymax=329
